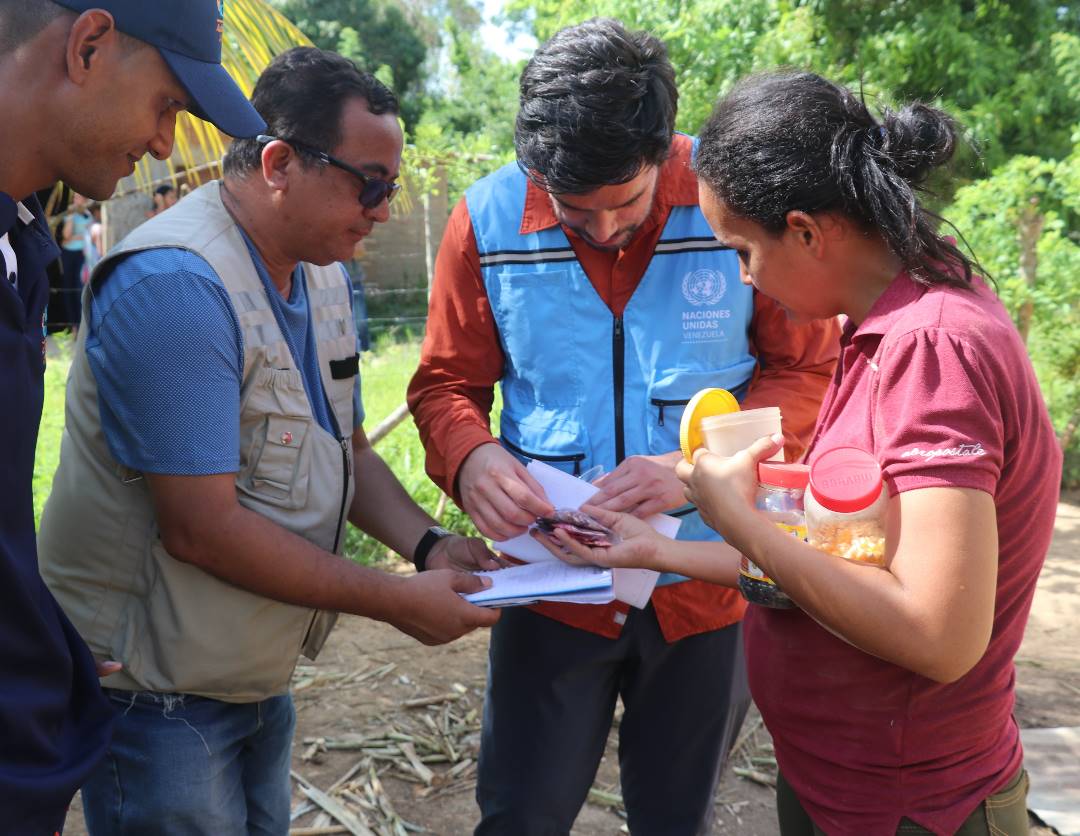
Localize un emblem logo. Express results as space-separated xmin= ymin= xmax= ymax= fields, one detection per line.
xmin=681 ymin=269 xmax=727 ymax=306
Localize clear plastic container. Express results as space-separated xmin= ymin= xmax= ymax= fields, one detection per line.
xmin=805 ymin=447 xmax=888 ymax=566
xmin=738 ymin=462 xmax=810 ymax=609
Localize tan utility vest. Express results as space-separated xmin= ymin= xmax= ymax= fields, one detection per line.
xmin=38 ymin=181 xmax=358 ymax=702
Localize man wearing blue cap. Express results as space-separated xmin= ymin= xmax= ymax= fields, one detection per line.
xmin=0 ymin=1 xmax=263 ymax=832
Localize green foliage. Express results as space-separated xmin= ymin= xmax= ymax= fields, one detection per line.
xmin=410 ymin=19 xmax=521 ymax=202
xmin=274 ymin=0 xmax=432 ymax=128
xmin=948 ymin=152 xmax=1080 ymax=484
xmin=341 ymin=342 xmax=488 ymax=565
xmin=506 ymin=0 xmax=1080 ymax=168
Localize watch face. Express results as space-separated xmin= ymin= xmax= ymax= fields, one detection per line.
xmin=431 ymin=526 xmax=452 ymax=539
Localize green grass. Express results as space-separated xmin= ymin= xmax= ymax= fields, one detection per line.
xmin=33 ymin=335 xmax=74 ymax=526
xmin=32 ymin=335 xmax=486 ymax=566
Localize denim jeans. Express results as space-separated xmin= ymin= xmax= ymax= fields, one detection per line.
xmin=82 ymin=689 xmax=295 ymax=835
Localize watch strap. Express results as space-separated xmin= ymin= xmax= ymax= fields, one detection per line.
xmin=413 ymin=525 xmax=451 ymax=572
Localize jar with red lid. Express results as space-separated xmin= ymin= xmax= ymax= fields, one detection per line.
xmin=739 ymin=462 xmax=810 ymax=609
xmin=805 ymin=446 xmax=888 ymax=566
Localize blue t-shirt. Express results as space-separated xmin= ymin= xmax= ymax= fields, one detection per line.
xmin=87 ymin=239 xmax=363 ymax=476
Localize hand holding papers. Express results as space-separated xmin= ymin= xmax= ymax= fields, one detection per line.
xmin=469 ymin=460 xmax=681 ymax=609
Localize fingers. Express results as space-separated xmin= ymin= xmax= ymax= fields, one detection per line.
xmin=465 ymin=488 xmax=535 ymax=540
xmin=747 ymin=432 xmax=786 ymax=462
xmin=628 ymin=495 xmax=672 ymax=519
xmin=576 ymin=504 xmax=623 ymax=528
xmin=448 ymin=571 xmax=494 ymax=594
xmin=466 ymin=537 xmax=512 ymax=570
xmin=515 ymin=465 xmax=554 ymax=515
xmin=96 ymin=660 xmax=123 ymax=678
xmin=530 ymin=529 xmax=596 ymax=567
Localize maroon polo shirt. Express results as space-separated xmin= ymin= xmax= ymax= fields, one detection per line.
xmin=746 ymin=271 xmax=1061 ymax=835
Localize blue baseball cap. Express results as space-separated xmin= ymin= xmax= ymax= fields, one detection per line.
xmin=53 ymin=0 xmax=266 ymax=138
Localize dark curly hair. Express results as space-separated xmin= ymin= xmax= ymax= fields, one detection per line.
xmin=514 ymin=18 xmax=677 ymax=195
xmin=695 ymin=70 xmax=980 ymax=288
xmin=224 ymin=47 xmax=398 ymax=176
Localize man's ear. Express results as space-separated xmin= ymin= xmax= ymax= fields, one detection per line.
xmin=785 ymin=210 xmax=827 ymax=258
xmin=65 ymin=10 xmax=118 ymax=84
xmin=260 ymin=141 xmax=294 ymax=192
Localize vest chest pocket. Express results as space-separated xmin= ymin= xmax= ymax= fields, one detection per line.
xmin=493 ymin=269 xmax=582 ymax=409
xmin=239 ymin=415 xmax=311 ymax=509
xmin=499 ymin=410 xmax=591 ymax=477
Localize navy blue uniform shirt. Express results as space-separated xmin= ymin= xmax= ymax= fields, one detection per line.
xmin=0 ymin=191 xmax=113 ymax=834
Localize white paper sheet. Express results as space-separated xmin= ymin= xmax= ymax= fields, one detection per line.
xmin=491 ymin=460 xmax=681 ymax=608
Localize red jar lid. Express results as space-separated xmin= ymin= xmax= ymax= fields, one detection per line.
xmin=808 ymin=447 xmax=882 ymax=513
xmin=757 ymin=462 xmax=810 ymax=490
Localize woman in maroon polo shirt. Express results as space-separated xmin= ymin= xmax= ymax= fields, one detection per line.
xmin=535 ymin=71 xmax=1062 ymax=835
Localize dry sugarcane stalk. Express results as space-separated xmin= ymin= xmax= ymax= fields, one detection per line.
xmin=587 ymin=788 xmax=624 ymax=809
xmin=290 ymin=827 xmax=350 ymax=835
xmin=328 ymin=757 xmax=372 ymax=794
xmin=299 ymin=784 xmax=377 ymax=836
xmin=401 ymin=692 xmax=462 ymax=709
xmin=729 ymin=715 xmax=763 ymax=761
xmin=291 ymin=800 xmax=318 ymax=821
xmin=733 ymin=766 xmax=777 ymax=788
xmin=397 ymin=741 xmax=435 ymax=785
xmin=352 ymin=663 xmax=397 ymax=686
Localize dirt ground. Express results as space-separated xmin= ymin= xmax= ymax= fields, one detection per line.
xmin=65 ymin=498 xmax=1079 ymax=834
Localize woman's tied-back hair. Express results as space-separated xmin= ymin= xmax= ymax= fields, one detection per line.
xmin=695 ymin=70 xmax=979 ymax=288
xmin=514 ymin=18 xmax=678 ymax=195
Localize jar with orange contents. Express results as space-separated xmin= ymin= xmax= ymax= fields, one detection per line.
xmin=804 ymin=446 xmax=888 ymax=566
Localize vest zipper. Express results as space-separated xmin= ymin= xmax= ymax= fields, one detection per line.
xmin=613 ymin=315 xmax=625 ymax=464
xmin=650 ymin=397 xmax=691 ymax=428
xmin=331 ymin=436 xmax=351 ymax=554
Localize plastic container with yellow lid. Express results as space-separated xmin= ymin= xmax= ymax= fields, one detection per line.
xmin=678 ymin=388 xmax=740 ymax=462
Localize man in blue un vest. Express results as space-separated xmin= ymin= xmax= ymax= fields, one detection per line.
xmin=409 ymin=18 xmax=840 ymax=835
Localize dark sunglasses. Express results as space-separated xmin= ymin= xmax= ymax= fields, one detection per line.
xmin=256 ymin=134 xmax=401 ymax=210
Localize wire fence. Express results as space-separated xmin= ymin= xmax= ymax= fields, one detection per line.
xmin=45 ymin=283 xmax=432 ymax=346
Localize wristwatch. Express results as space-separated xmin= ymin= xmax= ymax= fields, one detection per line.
xmin=413 ymin=525 xmax=452 ymax=572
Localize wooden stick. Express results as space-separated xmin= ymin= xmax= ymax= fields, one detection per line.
xmin=368 ymin=403 xmax=410 ymax=446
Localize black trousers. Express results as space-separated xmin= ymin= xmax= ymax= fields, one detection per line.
xmin=475 ymin=604 xmax=750 ymax=835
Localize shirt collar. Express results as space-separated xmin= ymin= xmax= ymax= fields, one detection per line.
xmin=848 ymin=269 xmax=926 ymax=340
xmin=519 ymin=133 xmax=700 ymax=236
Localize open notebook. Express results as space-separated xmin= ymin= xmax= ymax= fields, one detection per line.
xmin=462 ymin=460 xmax=681 ymax=609
xmin=464 ymin=562 xmax=614 ymax=607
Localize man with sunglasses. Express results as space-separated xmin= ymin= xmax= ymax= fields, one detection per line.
xmin=38 ymin=46 xmax=500 ymax=833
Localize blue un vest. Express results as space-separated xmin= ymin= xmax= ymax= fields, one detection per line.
xmin=465 ymin=161 xmax=757 ymax=548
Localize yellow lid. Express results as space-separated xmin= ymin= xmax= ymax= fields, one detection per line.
xmin=679 ymin=388 xmax=740 ymax=461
